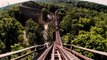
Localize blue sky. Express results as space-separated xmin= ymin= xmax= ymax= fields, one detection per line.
xmin=0 ymin=0 xmax=107 ymax=8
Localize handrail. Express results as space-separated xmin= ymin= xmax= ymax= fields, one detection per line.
xmin=0 ymin=45 xmax=44 ymax=58
xmin=12 ymin=51 xmax=35 ymax=60
xmin=37 ymin=45 xmax=53 ymax=60
xmin=64 ymin=44 xmax=107 ymax=57
xmin=64 ymin=47 xmax=93 ymax=60
xmin=12 ymin=46 xmax=47 ymax=60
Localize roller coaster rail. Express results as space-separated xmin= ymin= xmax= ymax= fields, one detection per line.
xmin=0 ymin=2 xmax=107 ymax=60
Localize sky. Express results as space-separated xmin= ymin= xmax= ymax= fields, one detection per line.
xmin=82 ymin=0 xmax=107 ymax=5
xmin=0 ymin=0 xmax=107 ymax=8
xmin=0 ymin=0 xmax=29 ymax=8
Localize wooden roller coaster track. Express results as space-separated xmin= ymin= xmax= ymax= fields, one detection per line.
xmin=0 ymin=2 xmax=107 ymax=60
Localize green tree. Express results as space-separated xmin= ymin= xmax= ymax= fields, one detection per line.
xmin=0 ymin=10 xmax=10 ymax=19
xmin=71 ymin=30 xmax=107 ymax=59
xmin=60 ymin=13 xmax=73 ymax=32
xmin=25 ymin=19 xmax=44 ymax=45
xmin=0 ymin=18 xmax=23 ymax=59
xmin=41 ymin=8 xmax=49 ymax=21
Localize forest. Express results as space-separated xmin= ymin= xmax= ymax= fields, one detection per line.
xmin=0 ymin=0 xmax=107 ymax=60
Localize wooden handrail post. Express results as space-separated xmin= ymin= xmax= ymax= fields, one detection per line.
xmin=0 ymin=45 xmax=44 ymax=59
xmin=70 ymin=45 xmax=74 ymax=50
xmin=32 ymin=46 xmax=38 ymax=59
xmin=64 ymin=44 xmax=107 ymax=57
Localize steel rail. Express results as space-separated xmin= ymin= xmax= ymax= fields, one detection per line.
xmin=57 ymin=46 xmax=68 ymax=60
xmin=57 ymin=50 xmax=62 ymax=60
xmin=37 ymin=45 xmax=53 ymax=60
xmin=64 ymin=47 xmax=93 ymax=60
xmin=51 ymin=44 xmax=55 ymax=60
xmin=64 ymin=44 xmax=107 ymax=57
xmin=63 ymin=48 xmax=80 ymax=60
xmin=57 ymin=44 xmax=77 ymax=60
xmin=60 ymin=47 xmax=74 ymax=60
xmin=0 ymin=45 xmax=44 ymax=58
xmin=55 ymin=31 xmax=62 ymax=46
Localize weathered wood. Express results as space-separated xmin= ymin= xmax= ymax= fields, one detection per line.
xmin=64 ymin=44 xmax=107 ymax=57
xmin=57 ymin=50 xmax=62 ymax=60
xmin=51 ymin=44 xmax=55 ymax=60
xmin=64 ymin=47 xmax=93 ymax=60
xmin=72 ymin=45 xmax=107 ymax=56
xmin=37 ymin=45 xmax=53 ymax=60
xmin=12 ymin=51 xmax=35 ymax=60
xmin=0 ymin=45 xmax=44 ymax=58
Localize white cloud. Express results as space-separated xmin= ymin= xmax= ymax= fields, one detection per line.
xmin=82 ymin=0 xmax=107 ymax=5
xmin=0 ymin=0 xmax=30 ymax=8
xmin=0 ymin=0 xmax=107 ymax=8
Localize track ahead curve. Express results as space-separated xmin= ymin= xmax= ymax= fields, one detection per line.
xmin=37 ymin=12 xmax=81 ymax=60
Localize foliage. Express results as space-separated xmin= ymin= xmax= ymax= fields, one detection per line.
xmin=71 ymin=31 xmax=107 ymax=58
xmin=0 ymin=41 xmax=5 ymax=53
xmin=11 ymin=44 xmax=32 ymax=60
xmin=0 ymin=18 xmax=23 ymax=51
xmin=68 ymin=1 xmax=107 ymax=12
xmin=0 ymin=1 xmax=107 ymax=59
xmin=59 ymin=2 xmax=107 ymax=59
xmin=41 ymin=8 xmax=49 ymax=21
xmin=0 ymin=10 xmax=10 ymax=19
xmin=25 ymin=19 xmax=44 ymax=45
